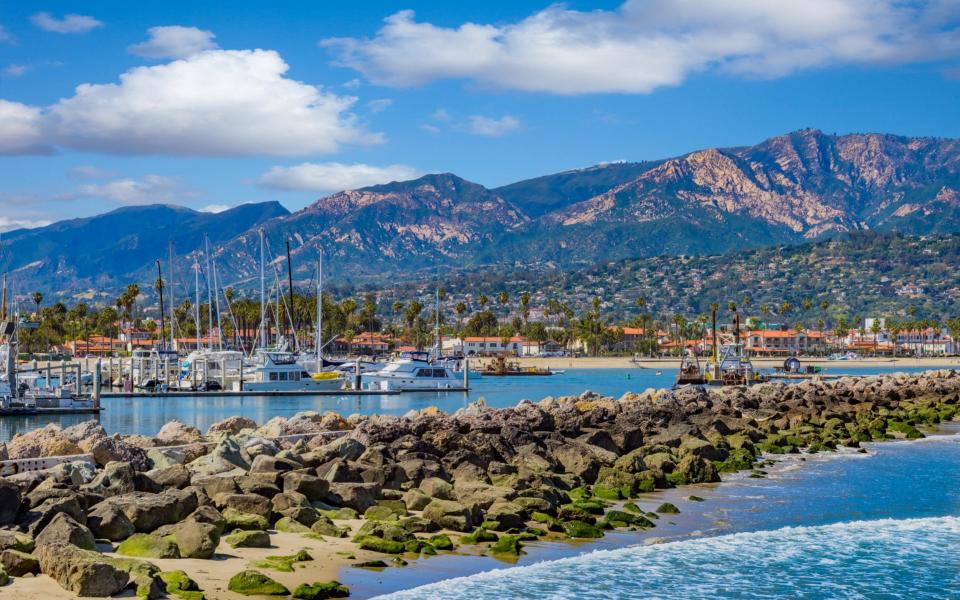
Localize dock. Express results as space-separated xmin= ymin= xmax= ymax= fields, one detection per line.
xmin=0 ymin=406 xmax=103 ymax=416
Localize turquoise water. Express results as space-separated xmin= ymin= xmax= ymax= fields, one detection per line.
xmin=361 ymin=430 xmax=960 ymax=599
xmin=0 ymin=365 xmax=939 ymax=441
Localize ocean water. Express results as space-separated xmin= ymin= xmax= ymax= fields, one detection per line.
xmin=0 ymin=365 xmax=939 ymax=440
xmin=362 ymin=430 xmax=960 ymax=599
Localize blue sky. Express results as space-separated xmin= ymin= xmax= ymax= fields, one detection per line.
xmin=1 ymin=0 xmax=959 ymax=229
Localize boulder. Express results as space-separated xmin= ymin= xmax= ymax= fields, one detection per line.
xmin=419 ymin=477 xmax=454 ymax=500
xmin=283 ymin=471 xmax=329 ymax=501
xmin=227 ymin=569 xmax=288 ymax=595
xmin=62 ymin=420 xmax=109 ymax=451
xmin=154 ymin=420 xmax=203 ymax=446
xmin=215 ymin=493 xmax=272 ymax=518
xmin=484 ymin=500 xmax=527 ymax=531
xmin=146 ymin=463 xmax=192 ymax=489
xmin=1 ymin=548 xmax=39 ymax=576
xmin=185 ymin=505 xmax=227 ymax=534
xmin=422 ymin=499 xmax=473 ymax=532
xmin=223 ymin=508 xmax=269 ymax=531
xmin=81 ymin=461 xmax=136 ymax=497
xmin=87 ymin=501 xmax=136 ymax=541
xmin=146 ymin=447 xmax=184 ymax=470
xmin=94 ymin=488 xmax=198 ymax=533
xmin=21 ymin=495 xmax=86 ymax=537
xmin=7 ymin=424 xmax=83 ymax=459
xmin=90 ymin=437 xmax=150 ymax=471
xmin=116 ymin=533 xmax=181 ymax=559
xmin=250 ymin=454 xmax=301 ymax=474
xmin=0 ymin=531 xmax=34 ymax=553
xmin=207 ymin=416 xmax=258 ymax=435
xmin=271 ymin=491 xmax=310 ymax=513
xmin=155 ymin=521 xmax=220 ymax=559
xmin=326 ymin=482 xmax=380 ymax=513
xmin=224 ymin=530 xmax=271 ymax=548
xmin=401 ymin=488 xmax=431 ymax=511
xmin=35 ymin=542 xmax=130 ymax=597
xmin=0 ymin=479 xmax=21 ymax=525
xmin=672 ymin=455 xmax=720 ymax=484
xmin=35 ymin=512 xmax=96 ymax=550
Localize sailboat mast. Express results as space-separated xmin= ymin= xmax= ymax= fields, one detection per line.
xmin=156 ymin=260 xmax=166 ymax=351
xmin=259 ymin=228 xmax=266 ymax=350
xmin=168 ymin=241 xmax=176 ymax=350
xmin=285 ymin=239 xmax=295 ymax=344
xmin=194 ymin=257 xmax=201 ymax=352
xmin=316 ymin=251 xmax=323 ymax=364
xmin=435 ymin=288 xmax=440 ymax=359
xmin=205 ymin=234 xmax=213 ymax=351
xmin=212 ymin=259 xmax=224 ymax=351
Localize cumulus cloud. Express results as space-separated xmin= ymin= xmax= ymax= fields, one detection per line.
xmin=0 ymin=100 xmax=50 ymax=155
xmin=467 ymin=114 xmax=521 ymax=137
xmin=3 ymin=64 xmax=28 ymax=77
xmin=129 ymin=26 xmax=218 ymax=59
xmin=366 ymin=98 xmax=393 ymax=113
xmin=323 ymin=1 xmax=960 ymax=94
xmin=67 ymin=175 xmax=197 ymax=205
xmin=257 ymin=162 xmax=421 ymax=193
xmin=31 ymin=12 xmax=103 ymax=35
xmin=3 ymin=48 xmax=380 ymax=156
xmin=0 ymin=216 xmax=52 ymax=232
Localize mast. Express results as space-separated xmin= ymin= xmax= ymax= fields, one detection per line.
xmin=194 ymin=256 xmax=201 ymax=352
xmin=168 ymin=241 xmax=176 ymax=350
xmin=156 ymin=260 xmax=166 ymax=351
xmin=434 ymin=288 xmax=441 ymax=360
xmin=316 ymin=250 xmax=323 ymax=364
xmin=212 ymin=259 xmax=224 ymax=350
xmin=259 ymin=228 xmax=266 ymax=350
xmin=285 ymin=239 xmax=295 ymax=343
xmin=204 ymin=234 xmax=213 ymax=351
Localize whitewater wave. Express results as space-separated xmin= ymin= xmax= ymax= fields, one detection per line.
xmin=377 ymin=516 xmax=960 ymax=599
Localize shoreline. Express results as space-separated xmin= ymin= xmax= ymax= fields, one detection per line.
xmin=0 ymin=370 xmax=958 ymax=599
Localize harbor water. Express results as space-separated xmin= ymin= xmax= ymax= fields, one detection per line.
xmin=0 ymin=365 xmax=941 ymax=441
xmin=366 ymin=428 xmax=960 ymax=599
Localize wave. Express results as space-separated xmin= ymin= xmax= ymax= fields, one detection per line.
xmin=377 ymin=516 xmax=960 ymax=599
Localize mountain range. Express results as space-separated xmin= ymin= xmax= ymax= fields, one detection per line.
xmin=7 ymin=128 xmax=960 ymax=300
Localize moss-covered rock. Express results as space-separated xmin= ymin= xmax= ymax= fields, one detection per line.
xmin=351 ymin=559 xmax=387 ymax=569
xmin=292 ymin=581 xmax=350 ymax=599
xmin=223 ymin=509 xmax=269 ymax=531
xmin=489 ymin=534 xmax=524 ymax=557
xmin=714 ymin=448 xmax=756 ymax=473
xmin=116 ymin=533 xmax=181 ymax=559
xmin=1 ymin=548 xmax=39 ymax=576
xmin=353 ymin=535 xmax=405 ymax=554
xmin=224 ymin=530 xmax=271 ymax=549
xmin=655 ymin=502 xmax=680 ymax=514
xmin=311 ymin=517 xmax=349 ymax=538
xmin=159 ymin=570 xmax=204 ymax=600
xmin=317 ymin=507 xmax=358 ymax=520
xmin=562 ymin=520 xmax=604 ymax=539
xmin=461 ymin=527 xmax=499 ymax=544
xmin=227 ymin=570 xmax=289 ymax=596
xmin=428 ymin=533 xmax=454 ymax=550
xmin=887 ymin=420 xmax=924 ymax=439
xmin=252 ymin=549 xmax=313 ymax=572
xmin=275 ymin=516 xmax=312 ymax=533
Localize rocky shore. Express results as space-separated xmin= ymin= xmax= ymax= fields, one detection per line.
xmin=0 ymin=370 xmax=958 ymax=598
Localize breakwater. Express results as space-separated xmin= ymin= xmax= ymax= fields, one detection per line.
xmin=0 ymin=369 xmax=957 ymax=598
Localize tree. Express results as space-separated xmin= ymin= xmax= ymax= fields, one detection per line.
xmin=455 ymin=301 xmax=467 ymax=332
xmin=32 ymin=291 xmax=43 ymax=317
xmin=870 ymin=319 xmax=882 ymax=354
xmin=404 ymin=300 xmax=423 ymax=329
xmin=479 ymin=294 xmax=489 ymax=309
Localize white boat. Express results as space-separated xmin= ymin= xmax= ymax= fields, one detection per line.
xmin=179 ymin=349 xmax=244 ymax=390
xmin=362 ymin=351 xmax=462 ymax=391
xmin=243 ymin=350 xmax=344 ymax=392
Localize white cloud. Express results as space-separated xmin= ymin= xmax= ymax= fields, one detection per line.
xmin=129 ymin=26 xmax=218 ymax=59
xmin=68 ymin=175 xmax=196 ymax=205
xmin=69 ymin=165 xmax=115 ymax=180
xmin=30 ymin=12 xmax=103 ymax=35
xmin=0 ymin=100 xmax=50 ymax=155
xmin=257 ymin=162 xmax=421 ymax=193
xmin=366 ymin=98 xmax=393 ymax=113
xmin=199 ymin=204 xmax=230 ymax=213
xmin=323 ymin=2 xmax=960 ymax=94
xmin=467 ymin=114 xmax=521 ymax=137
xmin=0 ymin=217 xmax=52 ymax=232
xmin=38 ymin=48 xmax=380 ymax=156
xmin=3 ymin=64 xmax=28 ymax=77
xmin=0 ymin=25 xmax=14 ymax=44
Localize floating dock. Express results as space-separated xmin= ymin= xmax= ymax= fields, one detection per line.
xmin=0 ymin=406 xmax=103 ymax=416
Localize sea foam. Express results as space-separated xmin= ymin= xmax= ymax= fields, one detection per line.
xmin=377 ymin=516 xmax=960 ymax=599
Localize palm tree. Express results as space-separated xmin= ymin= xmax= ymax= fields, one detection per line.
xmin=479 ymin=294 xmax=489 ymax=310
xmin=32 ymin=291 xmax=43 ymax=317
xmin=870 ymin=319 xmax=882 ymax=355
xmin=519 ymin=292 xmax=531 ymax=325
xmin=497 ymin=291 xmax=509 ymax=309
xmin=455 ymin=301 xmax=467 ymax=333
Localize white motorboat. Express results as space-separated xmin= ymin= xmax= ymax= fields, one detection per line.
xmin=243 ymin=350 xmax=344 ymax=392
xmin=362 ymin=351 xmax=462 ymax=391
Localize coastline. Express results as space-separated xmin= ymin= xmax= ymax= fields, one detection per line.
xmin=1 ymin=370 xmax=958 ymax=600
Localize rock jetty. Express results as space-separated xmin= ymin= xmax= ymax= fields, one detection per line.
xmin=0 ymin=370 xmax=957 ymax=597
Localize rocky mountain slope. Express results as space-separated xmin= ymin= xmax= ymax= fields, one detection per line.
xmin=6 ymin=129 xmax=960 ymax=297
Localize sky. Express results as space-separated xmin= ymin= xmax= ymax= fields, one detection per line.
xmin=1 ymin=0 xmax=959 ymax=231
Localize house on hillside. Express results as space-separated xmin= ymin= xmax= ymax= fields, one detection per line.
xmin=462 ymin=336 xmax=525 ymax=356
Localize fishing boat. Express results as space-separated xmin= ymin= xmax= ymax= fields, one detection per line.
xmin=480 ymin=355 xmax=553 ymax=376
xmin=704 ymin=343 xmax=767 ymax=386
xmin=362 ymin=351 xmax=461 ymax=391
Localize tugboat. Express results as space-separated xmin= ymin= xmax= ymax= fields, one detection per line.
xmin=480 ymin=355 xmax=553 ymax=376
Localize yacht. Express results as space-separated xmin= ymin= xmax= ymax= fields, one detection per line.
xmin=243 ymin=350 xmax=344 ymax=392
xmin=362 ymin=351 xmax=461 ymax=391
